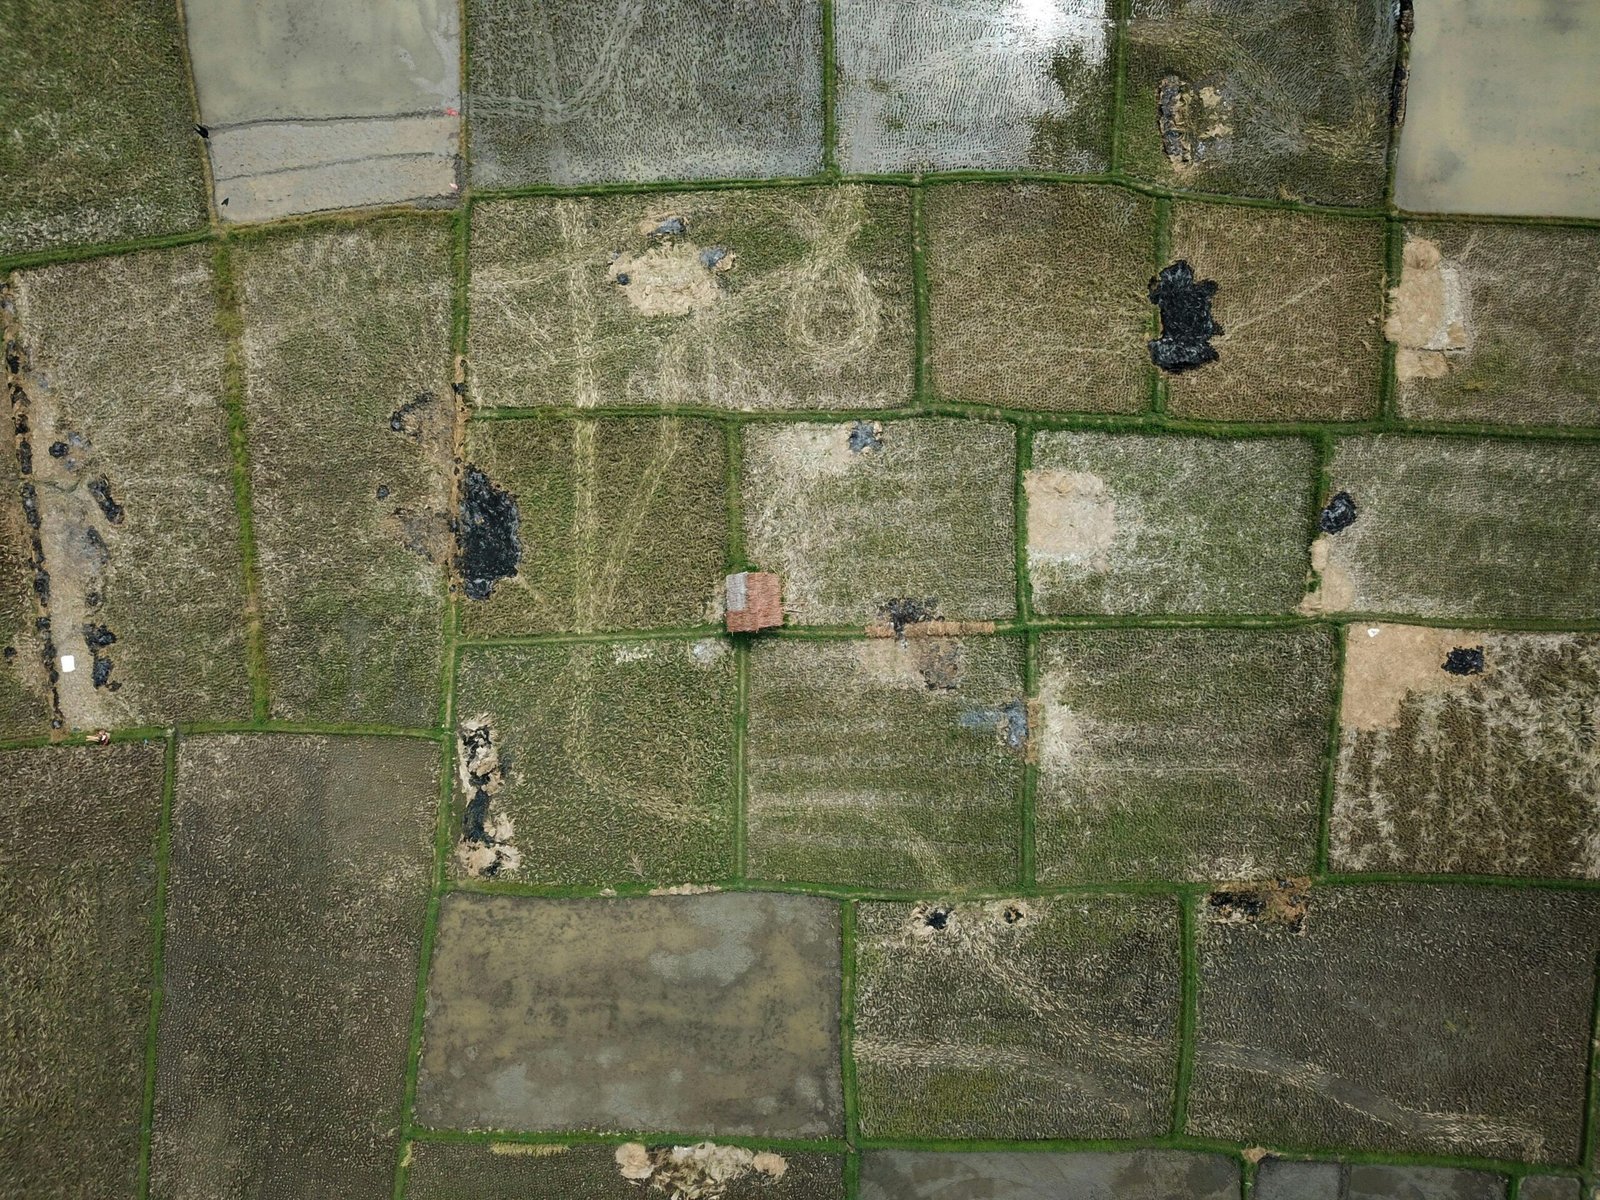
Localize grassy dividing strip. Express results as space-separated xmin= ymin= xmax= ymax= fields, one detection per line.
xmin=821 ymin=0 xmax=838 ymax=178
xmin=177 ymin=719 xmax=444 ymax=740
xmin=1377 ymin=217 xmax=1402 ymax=426
xmin=909 ymin=184 xmax=932 ymax=406
xmin=462 ymin=625 xmax=727 ymax=648
xmin=1170 ymin=890 xmax=1198 ymax=1139
xmin=1585 ymin=945 xmax=1600 ymax=1180
xmin=1107 ymin=0 xmax=1131 ymax=174
xmin=210 ymin=240 xmax=271 ymax=722
xmin=733 ymin=639 xmax=751 ymax=880
xmin=1240 ymin=1152 xmax=1258 ymax=1199
xmin=841 ymin=899 xmax=862 ymax=1200
xmin=1315 ymin=621 xmax=1347 ymax=875
xmin=0 ymin=227 xmax=216 ymax=275
xmin=135 ymin=729 xmax=178 ymax=1199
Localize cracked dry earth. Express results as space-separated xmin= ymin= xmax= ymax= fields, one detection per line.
xmin=2 ymin=2 xmax=1600 ymax=1200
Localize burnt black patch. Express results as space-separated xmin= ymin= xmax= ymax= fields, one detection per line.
xmin=880 ymin=596 xmax=939 ymax=637
xmin=1207 ymin=888 xmax=1265 ymax=920
xmin=388 ymin=391 xmax=435 ymax=439
xmin=90 ymin=655 xmax=114 ymax=689
xmin=1442 ymin=646 xmax=1485 ymax=676
xmin=651 ymin=216 xmax=688 ymax=238
xmin=84 ymin=624 xmax=117 ymax=690
xmin=87 ymin=476 xmax=124 ymax=524
xmin=848 ymin=420 xmax=882 ymax=453
xmin=1003 ymin=904 xmax=1025 ymax=925
xmin=48 ymin=441 xmax=67 ymax=458
xmin=1319 ymin=491 xmax=1358 ymax=534
xmin=615 ymin=273 xmax=631 ymax=285
xmin=1148 ymin=261 xmax=1221 ymax=373
xmin=699 ymin=246 xmax=731 ymax=270
xmin=923 ymin=907 xmax=950 ymax=931
xmin=83 ymin=624 xmax=116 ymax=649
xmin=457 ymin=467 xmax=521 ymax=602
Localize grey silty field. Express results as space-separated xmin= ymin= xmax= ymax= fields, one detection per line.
xmin=2 ymin=3 xmax=1600 ymax=1200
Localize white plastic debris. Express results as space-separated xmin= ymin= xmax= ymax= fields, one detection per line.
xmin=1367 ymin=627 xmax=1381 ymax=638
xmin=60 ymin=654 xmax=76 ymax=673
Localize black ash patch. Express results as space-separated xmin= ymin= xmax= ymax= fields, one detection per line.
xmin=879 ymin=596 xmax=939 ymax=637
xmin=1442 ymin=646 xmax=1485 ymax=676
xmin=388 ymin=391 xmax=435 ymax=439
xmin=457 ymin=467 xmax=521 ymax=601
xmin=848 ymin=420 xmax=883 ymax=454
xmin=86 ymin=476 xmax=124 ymax=525
xmin=1319 ymin=491 xmax=1358 ymax=534
xmin=1148 ymin=260 xmax=1221 ymax=373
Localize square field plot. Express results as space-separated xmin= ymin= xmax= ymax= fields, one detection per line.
xmin=1395 ymin=2 xmax=1600 ymax=219
xmin=1389 ymin=224 xmax=1600 ymax=428
xmin=925 ymin=184 xmax=1155 ymax=414
xmin=459 ymin=419 xmax=728 ymax=636
xmin=235 ymin=219 xmax=454 ymax=727
xmin=0 ymin=0 xmax=206 ymax=254
xmin=1303 ymin=437 xmax=1600 ymax=621
xmin=1037 ymin=626 xmax=1334 ymax=883
xmin=468 ymin=188 xmax=913 ymax=411
xmin=1027 ymin=431 xmax=1315 ymax=615
xmin=407 ymin=1140 xmax=845 ymax=1200
xmin=834 ymin=0 xmax=1116 ymax=174
xmin=745 ymin=636 xmax=1026 ymax=890
xmin=0 ymin=744 xmax=166 ymax=1199
xmin=415 ymin=892 xmax=843 ymax=1137
xmin=743 ymin=419 xmax=1015 ymax=626
xmin=862 ymin=1151 xmax=1239 ymax=1200
xmin=467 ymin=0 xmax=821 ymax=186
xmin=854 ymin=896 xmax=1181 ymax=1139
xmin=1333 ymin=625 xmax=1600 ymax=879
xmin=1188 ymin=884 xmax=1600 ymax=1162
xmin=153 ymin=735 xmax=438 ymax=1198
xmin=1120 ymin=0 xmax=1398 ymax=208
xmin=453 ymin=640 xmax=737 ymax=886
xmin=4 ymin=247 xmax=252 ymax=731
xmin=1162 ymin=204 xmax=1385 ymax=421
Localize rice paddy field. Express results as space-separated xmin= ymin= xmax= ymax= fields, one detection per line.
xmin=3 ymin=2 xmax=1599 ymax=1198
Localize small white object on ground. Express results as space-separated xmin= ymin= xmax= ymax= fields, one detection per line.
xmin=60 ymin=654 xmax=76 ymax=673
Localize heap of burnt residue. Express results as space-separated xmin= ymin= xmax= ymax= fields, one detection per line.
xmin=1442 ymin=645 xmax=1486 ymax=676
xmin=456 ymin=719 xmax=520 ymax=878
xmin=1206 ymin=878 xmax=1311 ymax=934
xmin=958 ymin=698 xmax=1030 ymax=752
xmin=1148 ymin=260 xmax=1221 ymax=373
xmin=849 ymin=419 xmax=883 ymax=454
xmin=457 ymin=467 xmax=520 ymax=601
xmin=388 ymin=390 xmax=436 ymax=439
xmin=1319 ymin=491 xmax=1358 ymax=534
xmin=83 ymin=622 xmax=117 ymax=691
xmin=879 ymin=596 xmax=939 ymax=637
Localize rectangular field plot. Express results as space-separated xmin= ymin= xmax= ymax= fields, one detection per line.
xmin=415 ymin=892 xmax=843 ymax=1138
xmin=453 ymin=640 xmax=737 ymax=887
xmin=468 ymin=188 xmax=913 ymax=411
xmin=745 ymin=636 xmax=1026 ymax=890
xmin=1163 ymin=204 xmax=1385 ymax=421
xmin=0 ymin=0 xmax=207 ymax=254
xmin=1027 ymin=431 xmax=1315 ymax=615
xmin=862 ymin=1151 xmax=1239 ymax=1200
xmin=407 ymin=1140 xmax=845 ymax=1200
xmin=1188 ymin=884 xmax=1600 ymax=1161
xmin=1037 ymin=626 xmax=1334 ymax=883
xmin=0 ymin=744 xmax=166 ymax=1199
xmin=235 ymin=219 xmax=454 ymax=727
xmin=1257 ymin=1162 xmax=1509 ymax=1200
xmin=466 ymin=0 xmax=822 ymax=187
xmin=834 ymin=0 xmax=1116 ymax=174
xmin=5 ymin=247 xmax=251 ymax=731
xmin=743 ymin=419 xmax=1015 ymax=626
xmin=1390 ymin=224 xmax=1600 ymax=428
xmin=925 ymin=183 xmax=1155 ymax=414
xmin=854 ymin=896 xmax=1181 ymax=1139
xmin=1304 ymin=436 xmax=1600 ymax=621
xmin=459 ymin=418 xmax=728 ymax=636
xmin=1333 ymin=625 xmax=1600 ymax=878
xmin=152 ymin=734 xmax=438 ymax=1198
xmin=1120 ymin=0 xmax=1397 ymax=208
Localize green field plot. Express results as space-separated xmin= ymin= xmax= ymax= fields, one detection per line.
xmin=466 ymin=0 xmax=821 ymax=186
xmin=925 ymin=183 xmax=1154 ymax=414
xmin=0 ymin=743 xmax=166 ymax=1200
xmin=743 ymin=419 xmax=1015 ymax=626
xmin=1188 ymin=884 xmax=1600 ymax=1161
xmin=833 ymin=0 xmax=1116 ymax=174
xmin=1389 ymin=224 xmax=1600 ymax=427
xmin=0 ymin=0 xmax=207 ymax=255
xmin=453 ymin=639 xmax=737 ymax=886
xmin=1027 ymin=431 xmax=1314 ymax=615
xmin=745 ymin=635 xmax=1025 ymax=890
xmin=862 ymin=1150 xmax=1239 ymax=1200
xmin=854 ymin=895 xmax=1181 ymax=1139
xmin=1036 ymin=626 xmax=1334 ymax=883
xmin=234 ymin=218 xmax=453 ymax=727
xmin=1332 ymin=625 xmax=1600 ymax=879
xmin=1120 ymin=0 xmax=1397 ymax=208
xmin=5 ymin=246 xmax=250 ymax=731
xmin=408 ymin=1140 xmax=845 ymax=1200
xmin=459 ymin=418 xmax=727 ymax=636
xmin=1304 ymin=436 xmax=1600 ymax=621
xmin=1162 ymin=204 xmax=1385 ymax=421
xmin=415 ymin=892 xmax=843 ymax=1137
xmin=152 ymin=734 xmax=437 ymax=1198
xmin=468 ymin=188 xmax=913 ymax=411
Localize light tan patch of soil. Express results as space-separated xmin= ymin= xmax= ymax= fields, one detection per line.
xmin=1025 ymin=468 xmax=1116 ymax=571
xmin=1340 ymin=623 xmax=1489 ymax=732
xmin=609 ymin=242 xmax=725 ymax=317
xmin=1387 ymin=237 xmax=1469 ymax=381
xmin=1298 ymin=535 xmax=1356 ymax=615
